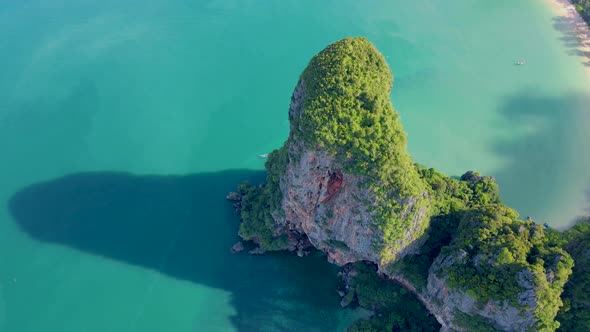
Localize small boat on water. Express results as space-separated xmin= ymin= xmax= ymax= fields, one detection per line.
xmin=515 ymin=60 xmax=526 ymax=65
xmin=258 ymin=153 xmax=269 ymax=158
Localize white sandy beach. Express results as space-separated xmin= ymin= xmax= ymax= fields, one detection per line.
xmin=547 ymin=0 xmax=590 ymax=72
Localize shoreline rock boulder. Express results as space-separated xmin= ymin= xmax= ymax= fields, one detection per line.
xmin=230 ymin=241 xmax=244 ymax=254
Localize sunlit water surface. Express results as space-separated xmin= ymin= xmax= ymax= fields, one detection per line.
xmin=1 ymin=1 xmax=589 ymax=331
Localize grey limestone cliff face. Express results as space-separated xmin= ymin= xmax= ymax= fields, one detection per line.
xmin=273 ymin=79 xmax=429 ymax=269
xmin=421 ymin=252 xmax=543 ymax=332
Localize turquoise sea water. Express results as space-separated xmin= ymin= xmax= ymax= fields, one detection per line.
xmin=1 ymin=1 xmax=589 ymax=331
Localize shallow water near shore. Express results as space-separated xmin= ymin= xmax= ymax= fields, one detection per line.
xmin=1 ymin=0 xmax=589 ymax=331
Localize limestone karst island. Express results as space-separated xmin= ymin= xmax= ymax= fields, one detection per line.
xmin=3 ymin=1 xmax=590 ymax=332
xmin=227 ymin=38 xmax=590 ymax=331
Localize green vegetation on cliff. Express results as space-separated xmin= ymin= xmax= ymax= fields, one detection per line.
xmin=238 ymin=146 xmax=290 ymax=251
xmin=295 ymin=37 xmax=429 ymax=262
xmin=297 ymin=38 xmax=401 ymax=180
xmin=557 ymin=218 xmax=590 ymax=331
xmin=344 ymin=262 xmax=440 ymax=332
xmin=394 ymin=166 xmax=575 ymax=331
xmin=421 ymin=168 xmax=500 ymax=216
xmin=392 ymin=167 xmax=500 ymax=289
xmin=444 ymin=206 xmax=573 ymax=331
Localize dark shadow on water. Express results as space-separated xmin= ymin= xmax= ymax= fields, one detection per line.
xmin=552 ymin=12 xmax=590 ymax=67
xmin=492 ymin=92 xmax=590 ymax=225
xmin=9 ymin=170 xmax=345 ymax=331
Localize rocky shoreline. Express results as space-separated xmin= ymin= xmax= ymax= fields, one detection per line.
xmin=226 ymin=189 xmax=312 ymax=257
